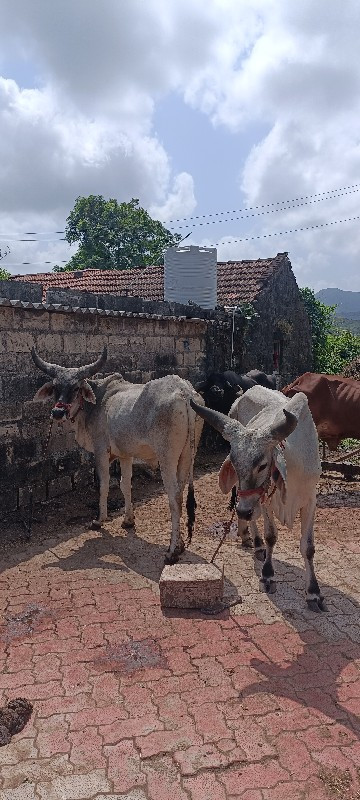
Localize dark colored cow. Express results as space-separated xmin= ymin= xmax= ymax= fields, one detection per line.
xmin=282 ymin=372 xmax=360 ymax=450
xmin=246 ymin=370 xmax=277 ymax=390
xmin=195 ymin=369 xmax=276 ymax=415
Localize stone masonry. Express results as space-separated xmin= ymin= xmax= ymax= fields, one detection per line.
xmin=0 ymin=299 xmax=215 ymax=512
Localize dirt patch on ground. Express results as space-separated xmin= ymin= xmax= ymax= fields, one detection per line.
xmin=1 ymin=446 xmax=360 ymax=557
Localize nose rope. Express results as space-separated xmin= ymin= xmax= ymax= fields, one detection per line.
xmin=52 ymin=394 xmax=84 ymax=423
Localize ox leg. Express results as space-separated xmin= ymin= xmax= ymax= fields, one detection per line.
xmin=160 ymin=464 xmax=184 ymax=565
xmin=260 ymin=506 xmax=277 ymax=593
xmin=300 ymin=500 xmax=326 ymax=612
xmin=250 ymin=519 xmax=266 ymax=561
xmin=238 ymin=520 xmax=253 ymax=549
xmin=237 ymin=512 xmax=265 ymax=558
xmin=119 ymin=457 xmax=135 ymax=528
xmin=93 ymin=450 xmax=110 ymax=527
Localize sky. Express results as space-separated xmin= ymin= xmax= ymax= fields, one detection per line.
xmin=0 ymin=0 xmax=360 ymax=291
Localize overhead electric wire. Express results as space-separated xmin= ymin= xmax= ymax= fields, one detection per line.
xmin=167 ymin=182 xmax=360 ymax=224
xmin=209 ymin=214 xmax=360 ymax=247
xmin=170 ymin=187 xmax=360 ymax=230
xmin=0 ymin=180 xmax=359 ymax=240
xmin=4 ymin=213 xmax=360 ymax=267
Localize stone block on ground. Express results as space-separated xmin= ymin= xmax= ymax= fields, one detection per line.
xmin=159 ymin=563 xmax=224 ymax=609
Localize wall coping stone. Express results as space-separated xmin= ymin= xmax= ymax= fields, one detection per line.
xmin=0 ymin=296 xmax=229 ymax=325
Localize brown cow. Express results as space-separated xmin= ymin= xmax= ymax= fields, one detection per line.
xmin=282 ymin=372 xmax=360 ymax=450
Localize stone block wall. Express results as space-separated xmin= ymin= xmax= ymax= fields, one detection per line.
xmin=241 ymin=257 xmax=312 ymax=383
xmin=0 ymin=300 xmax=217 ymax=512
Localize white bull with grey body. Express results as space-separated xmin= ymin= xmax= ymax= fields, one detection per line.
xmin=191 ymin=386 xmax=324 ymax=611
xmin=32 ymin=347 xmax=204 ymax=563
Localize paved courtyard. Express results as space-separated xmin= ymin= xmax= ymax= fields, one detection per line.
xmin=0 ymin=463 xmax=359 ymax=799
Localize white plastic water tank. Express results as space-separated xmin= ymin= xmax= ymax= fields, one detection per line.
xmin=164 ymin=245 xmax=217 ymax=310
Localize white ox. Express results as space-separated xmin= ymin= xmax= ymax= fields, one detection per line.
xmin=191 ymin=386 xmax=324 ymax=611
xmin=31 ymin=347 xmax=204 ymax=563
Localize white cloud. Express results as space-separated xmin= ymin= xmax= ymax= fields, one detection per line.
xmin=150 ymin=173 xmax=196 ymax=224
xmin=0 ymin=0 xmax=360 ymax=289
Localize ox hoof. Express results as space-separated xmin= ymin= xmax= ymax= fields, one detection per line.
xmin=306 ymin=596 xmax=327 ymax=613
xmin=260 ymin=577 xmax=276 ymax=594
xmin=240 ymin=536 xmax=253 ymax=549
xmin=164 ymin=552 xmax=180 ymax=565
xmin=254 ymin=547 xmax=266 ymax=562
xmin=121 ymin=519 xmax=135 ymax=529
xmin=164 ymin=540 xmax=185 ymax=565
xmin=91 ymin=519 xmax=106 ymax=530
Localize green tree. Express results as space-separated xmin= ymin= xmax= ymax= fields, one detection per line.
xmin=322 ymin=327 xmax=360 ymax=374
xmin=54 ymin=195 xmax=181 ymax=272
xmin=300 ymin=287 xmax=360 ymax=373
xmin=0 ymin=245 xmax=10 ymax=279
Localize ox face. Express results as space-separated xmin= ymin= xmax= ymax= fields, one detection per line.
xmin=189 ymin=398 xmax=298 ymax=525
xmin=219 ymin=433 xmax=276 ymax=526
xmin=31 ymin=347 xmax=108 ymax=421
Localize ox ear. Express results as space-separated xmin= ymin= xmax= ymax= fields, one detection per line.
xmin=80 ymin=380 xmax=96 ymax=404
xmin=219 ymin=456 xmax=238 ymax=495
xmin=33 ymin=382 xmax=54 ymax=402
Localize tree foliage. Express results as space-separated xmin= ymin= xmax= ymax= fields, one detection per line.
xmin=300 ymin=287 xmax=360 ymax=373
xmin=54 ymin=195 xmax=181 ymax=272
xmin=0 ymin=245 xmax=10 ymax=279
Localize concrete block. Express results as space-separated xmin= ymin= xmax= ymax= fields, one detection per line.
xmin=159 ymin=563 xmax=224 ymax=609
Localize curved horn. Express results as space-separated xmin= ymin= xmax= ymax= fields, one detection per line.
xmin=268 ymin=408 xmax=298 ymax=442
xmin=190 ymin=399 xmax=232 ymax=436
xmin=31 ymin=347 xmax=59 ymax=378
xmin=76 ymin=346 xmax=108 ymax=379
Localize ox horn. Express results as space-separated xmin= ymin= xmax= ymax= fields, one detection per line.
xmin=76 ymin=346 xmax=108 ymax=379
xmin=190 ymin=399 xmax=241 ymax=438
xmin=268 ymin=408 xmax=298 ymax=442
xmin=31 ymin=347 xmax=59 ymax=378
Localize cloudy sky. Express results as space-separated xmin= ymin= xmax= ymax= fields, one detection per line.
xmin=0 ymin=0 xmax=359 ymax=290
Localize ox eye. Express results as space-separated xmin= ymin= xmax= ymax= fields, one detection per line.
xmin=258 ymin=463 xmax=267 ymax=472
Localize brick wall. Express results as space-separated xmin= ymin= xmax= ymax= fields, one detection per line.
xmin=0 ymin=301 xmax=215 ymax=512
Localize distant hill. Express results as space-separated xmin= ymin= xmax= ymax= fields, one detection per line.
xmin=316 ymin=288 xmax=360 ymax=320
xmin=336 ymin=317 xmax=360 ymax=335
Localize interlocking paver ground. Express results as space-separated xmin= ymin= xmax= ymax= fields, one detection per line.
xmin=0 ymin=461 xmax=359 ymax=799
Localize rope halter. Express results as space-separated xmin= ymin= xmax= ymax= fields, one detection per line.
xmin=52 ymin=393 xmax=84 ymax=423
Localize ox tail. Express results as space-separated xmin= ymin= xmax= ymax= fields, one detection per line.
xmin=185 ymin=397 xmax=197 ymax=544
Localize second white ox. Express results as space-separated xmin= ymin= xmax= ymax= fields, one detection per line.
xmin=32 ymin=346 xmax=204 ymax=563
xmin=191 ymin=386 xmax=324 ymax=611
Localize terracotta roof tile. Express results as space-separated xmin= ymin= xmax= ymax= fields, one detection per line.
xmin=12 ymin=253 xmax=288 ymax=305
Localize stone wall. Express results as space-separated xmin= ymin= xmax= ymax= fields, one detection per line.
xmin=241 ymin=257 xmax=312 ymax=384
xmin=0 ymin=262 xmax=310 ymax=516
xmin=0 ymin=298 xmax=225 ymax=512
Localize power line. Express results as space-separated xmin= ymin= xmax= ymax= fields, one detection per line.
xmin=4 ymin=213 xmax=360 ymax=267
xmin=1 ymin=181 xmax=359 ymax=239
xmin=0 ymin=230 xmax=66 ymax=237
xmin=209 ymin=214 xmax=360 ymax=247
xmin=5 ymin=260 xmax=69 ymax=267
xmin=167 ymin=182 xmax=360 ymax=223
xmin=0 ymin=237 xmax=67 ymax=242
xmin=170 ymin=188 xmax=360 ymax=230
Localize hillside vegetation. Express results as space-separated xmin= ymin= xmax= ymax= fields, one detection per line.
xmin=301 ymin=288 xmax=360 ymax=374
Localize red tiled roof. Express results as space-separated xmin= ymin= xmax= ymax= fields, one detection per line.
xmin=12 ymin=253 xmax=289 ymax=305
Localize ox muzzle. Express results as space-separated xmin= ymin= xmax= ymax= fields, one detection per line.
xmin=236 ymin=486 xmax=266 ymax=521
xmin=51 ymin=402 xmax=72 ymax=421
